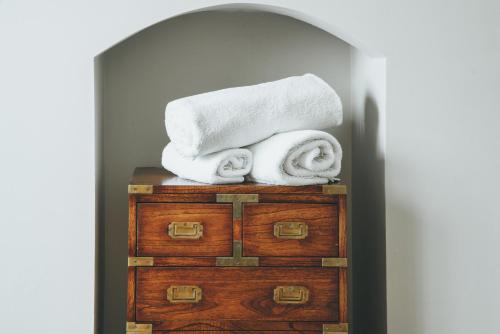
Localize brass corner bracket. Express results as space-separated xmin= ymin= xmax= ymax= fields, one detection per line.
xmin=128 ymin=257 xmax=154 ymax=267
xmin=216 ymin=194 xmax=259 ymax=265
xmin=322 ymin=184 xmax=347 ymax=195
xmin=216 ymin=240 xmax=259 ymax=267
xmin=323 ymin=323 xmax=349 ymax=334
xmin=216 ymin=193 xmax=258 ymax=219
xmin=128 ymin=184 xmax=153 ymax=194
xmin=322 ymin=257 xmax=348 ymax=267
xmin=126 ymin=322 xmax=152 ymax=334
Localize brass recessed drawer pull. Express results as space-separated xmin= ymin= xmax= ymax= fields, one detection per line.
xmin=273 ymin=285 xmax=309 ymax=304
xmin=167 ymin=285 xmax=202 ymax=303
xmin=168 ymin=222 xmax=203 ymax=239
xmin=274 ymin=222 xmax=309 ymax=239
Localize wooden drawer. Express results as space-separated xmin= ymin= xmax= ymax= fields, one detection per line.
xmin=242 ymin=204 xmax=339 ymax=257
xmin=135 ymin=267 xmax=339 ymax=322
xmin=128 ymin=168 xmax=349 ymax=333
xmin=137 ymin=203 xmax=233 ymax=256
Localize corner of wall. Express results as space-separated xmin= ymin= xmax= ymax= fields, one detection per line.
xmin=350 ymin=47 xmax=387 ymax=334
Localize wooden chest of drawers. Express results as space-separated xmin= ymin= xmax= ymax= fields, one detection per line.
xmin=127 ymin=167 xmax=348 ymax=334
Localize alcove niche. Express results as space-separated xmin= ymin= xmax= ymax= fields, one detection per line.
xmin=94 ymin=6 xmax=386 ymax=334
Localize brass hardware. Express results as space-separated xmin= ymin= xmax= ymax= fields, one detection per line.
xmin=323 ymin=323 xmax=349 ymax=334
xmin=273 ymin=286 xmax=309 ymax=304
xmin=128 ymin=257 xmax=154 ymax=267
xmin=322 ymin=184 xmax=347 ymax=195
xmin=322 ymin=257 xmax=348 ymax=267
xmin=216 ymin=240 xmax=259 ymax=266
xmin=274 ymin=222 xmax=308 ymax=239
xmin=214 ymin=194 xmax=260 ymax=266
xmin=216 ymin=193 xmax=258 ymax=219
xmin=167 ymin=285 xmax=202 ymax=303
xmin=168 ymin=222 xmax=203 ymax=239
xmin=128 ymin=184 xmax=153 ymax=194
xmin=126 ymin=322 xmax=152 ymax=334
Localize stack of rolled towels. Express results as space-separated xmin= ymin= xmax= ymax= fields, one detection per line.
xmin=162 ymin=73 xmax=343 ymax=186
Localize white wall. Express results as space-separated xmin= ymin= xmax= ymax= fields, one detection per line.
xmin=1 ymin=1 xmax=499 ymax=334
xmin=97 ymin=11 xmax=353 ymax=334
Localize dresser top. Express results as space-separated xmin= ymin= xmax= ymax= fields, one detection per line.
xmin=129 ymin=167 xmax=346 ymax=195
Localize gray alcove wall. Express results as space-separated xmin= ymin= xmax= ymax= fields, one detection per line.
xmin=95 ymin=9 xmax=386 ymax=334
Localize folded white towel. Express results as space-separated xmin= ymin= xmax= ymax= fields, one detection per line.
xmin=165 ymin=74 xmax=342 ymax=157
xmin=161 ymin=143 xmax=252 ymax=184
xmin=246 ymin=130 xmax=342 ymax=186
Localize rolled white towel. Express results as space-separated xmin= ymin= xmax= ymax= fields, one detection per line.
xmin=246 ymin=130 xmax=342 ymax=186
xmin=162 ymin=143 xmax=252 ymax=184
xmin=165 ymin=73 xmax=342 ymax=157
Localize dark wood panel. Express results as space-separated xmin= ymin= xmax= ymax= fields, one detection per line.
xmin=339 ymin=268 xmax=348 ymax=323
xmin=259 ymin=193 xmax=338 ymax=204
xmin=136 ymin=193 xmax=216 ymax=203
xmin=242 ymin=204 xmax=338 ymax=257
xmin=147 ymin=257 xmax=325 ymax=267
xmin=152 ymin=331 xmax=321 ymax=334
xmin=233 ymin=217 xmax=242 ymax=241
xmin=131 ymin=167 xmax=343 ymax=194
xmin=137 ymin=193 xmax=337 ymax=204
xmin=136 ymin=267 xmax=338 ymax=322
xmin=153 ymin=257 xmax=216 ymax=267
xmin=338 ymin=195 xmax=348 ymax=323
xmin=338 ymin=195 xmax=347 ymax=258
xmin=128 ymin=267 xmax=135 ymax=321
xmin=137 ymin=203 xmax=233 ymax=257
xmin=152 ymin=320 xmax=324 ymax=331
xmin=128 ymin=195 xmax=137 ymax=256
xmin=338 ymin=195 xmax=348 ymax=322
xmin=259 ymin=257 xmax=323 ymax=267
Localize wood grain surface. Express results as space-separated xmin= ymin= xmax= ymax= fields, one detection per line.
xmin=130 ymin=167 xmax=345 ymax=195
xmin=151 ymin=331 xmax=321 ymax=334
xmin=128 ymin=167 xmax=349 ymax=332
xmin=258 ymin=193 xmax=338 ymax=204
xmin=242 ymin=203 xmax=339 ymax=257
xmin=127 ymin=267 xmax=135 ymax=321
xmin=338 ymin=195 xmax=347 ymax=258
xmin=136 ymin=267 xmax=339 ymax=322
xmin=128 ymin=195 xmax=137 ymax=256
xmin=151 ymin=320 xmax=325 ymax=331
xmin=137 ymin=203 xmax=233 ymax=256
xmin=338 ymin=195 xmax=348 ymax=323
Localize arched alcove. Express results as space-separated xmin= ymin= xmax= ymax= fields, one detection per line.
xmin=95 ymin=7 xmax=386 ymax=334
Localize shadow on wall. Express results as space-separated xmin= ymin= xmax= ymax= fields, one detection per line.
xmin=352 ymin=96 xmax=387 ymax=334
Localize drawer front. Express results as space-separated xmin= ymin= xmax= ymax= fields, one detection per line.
xmin=242 ymin=204 xmax=338 ymax=257
xmin=137 ymin=203 xmax=233 ymax=256
xmin=136 ymin=267 xmax=338 ymax=322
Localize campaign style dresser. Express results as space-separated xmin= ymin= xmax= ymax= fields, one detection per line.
xmin=127 ymin=167 xmax=348 ymax=334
